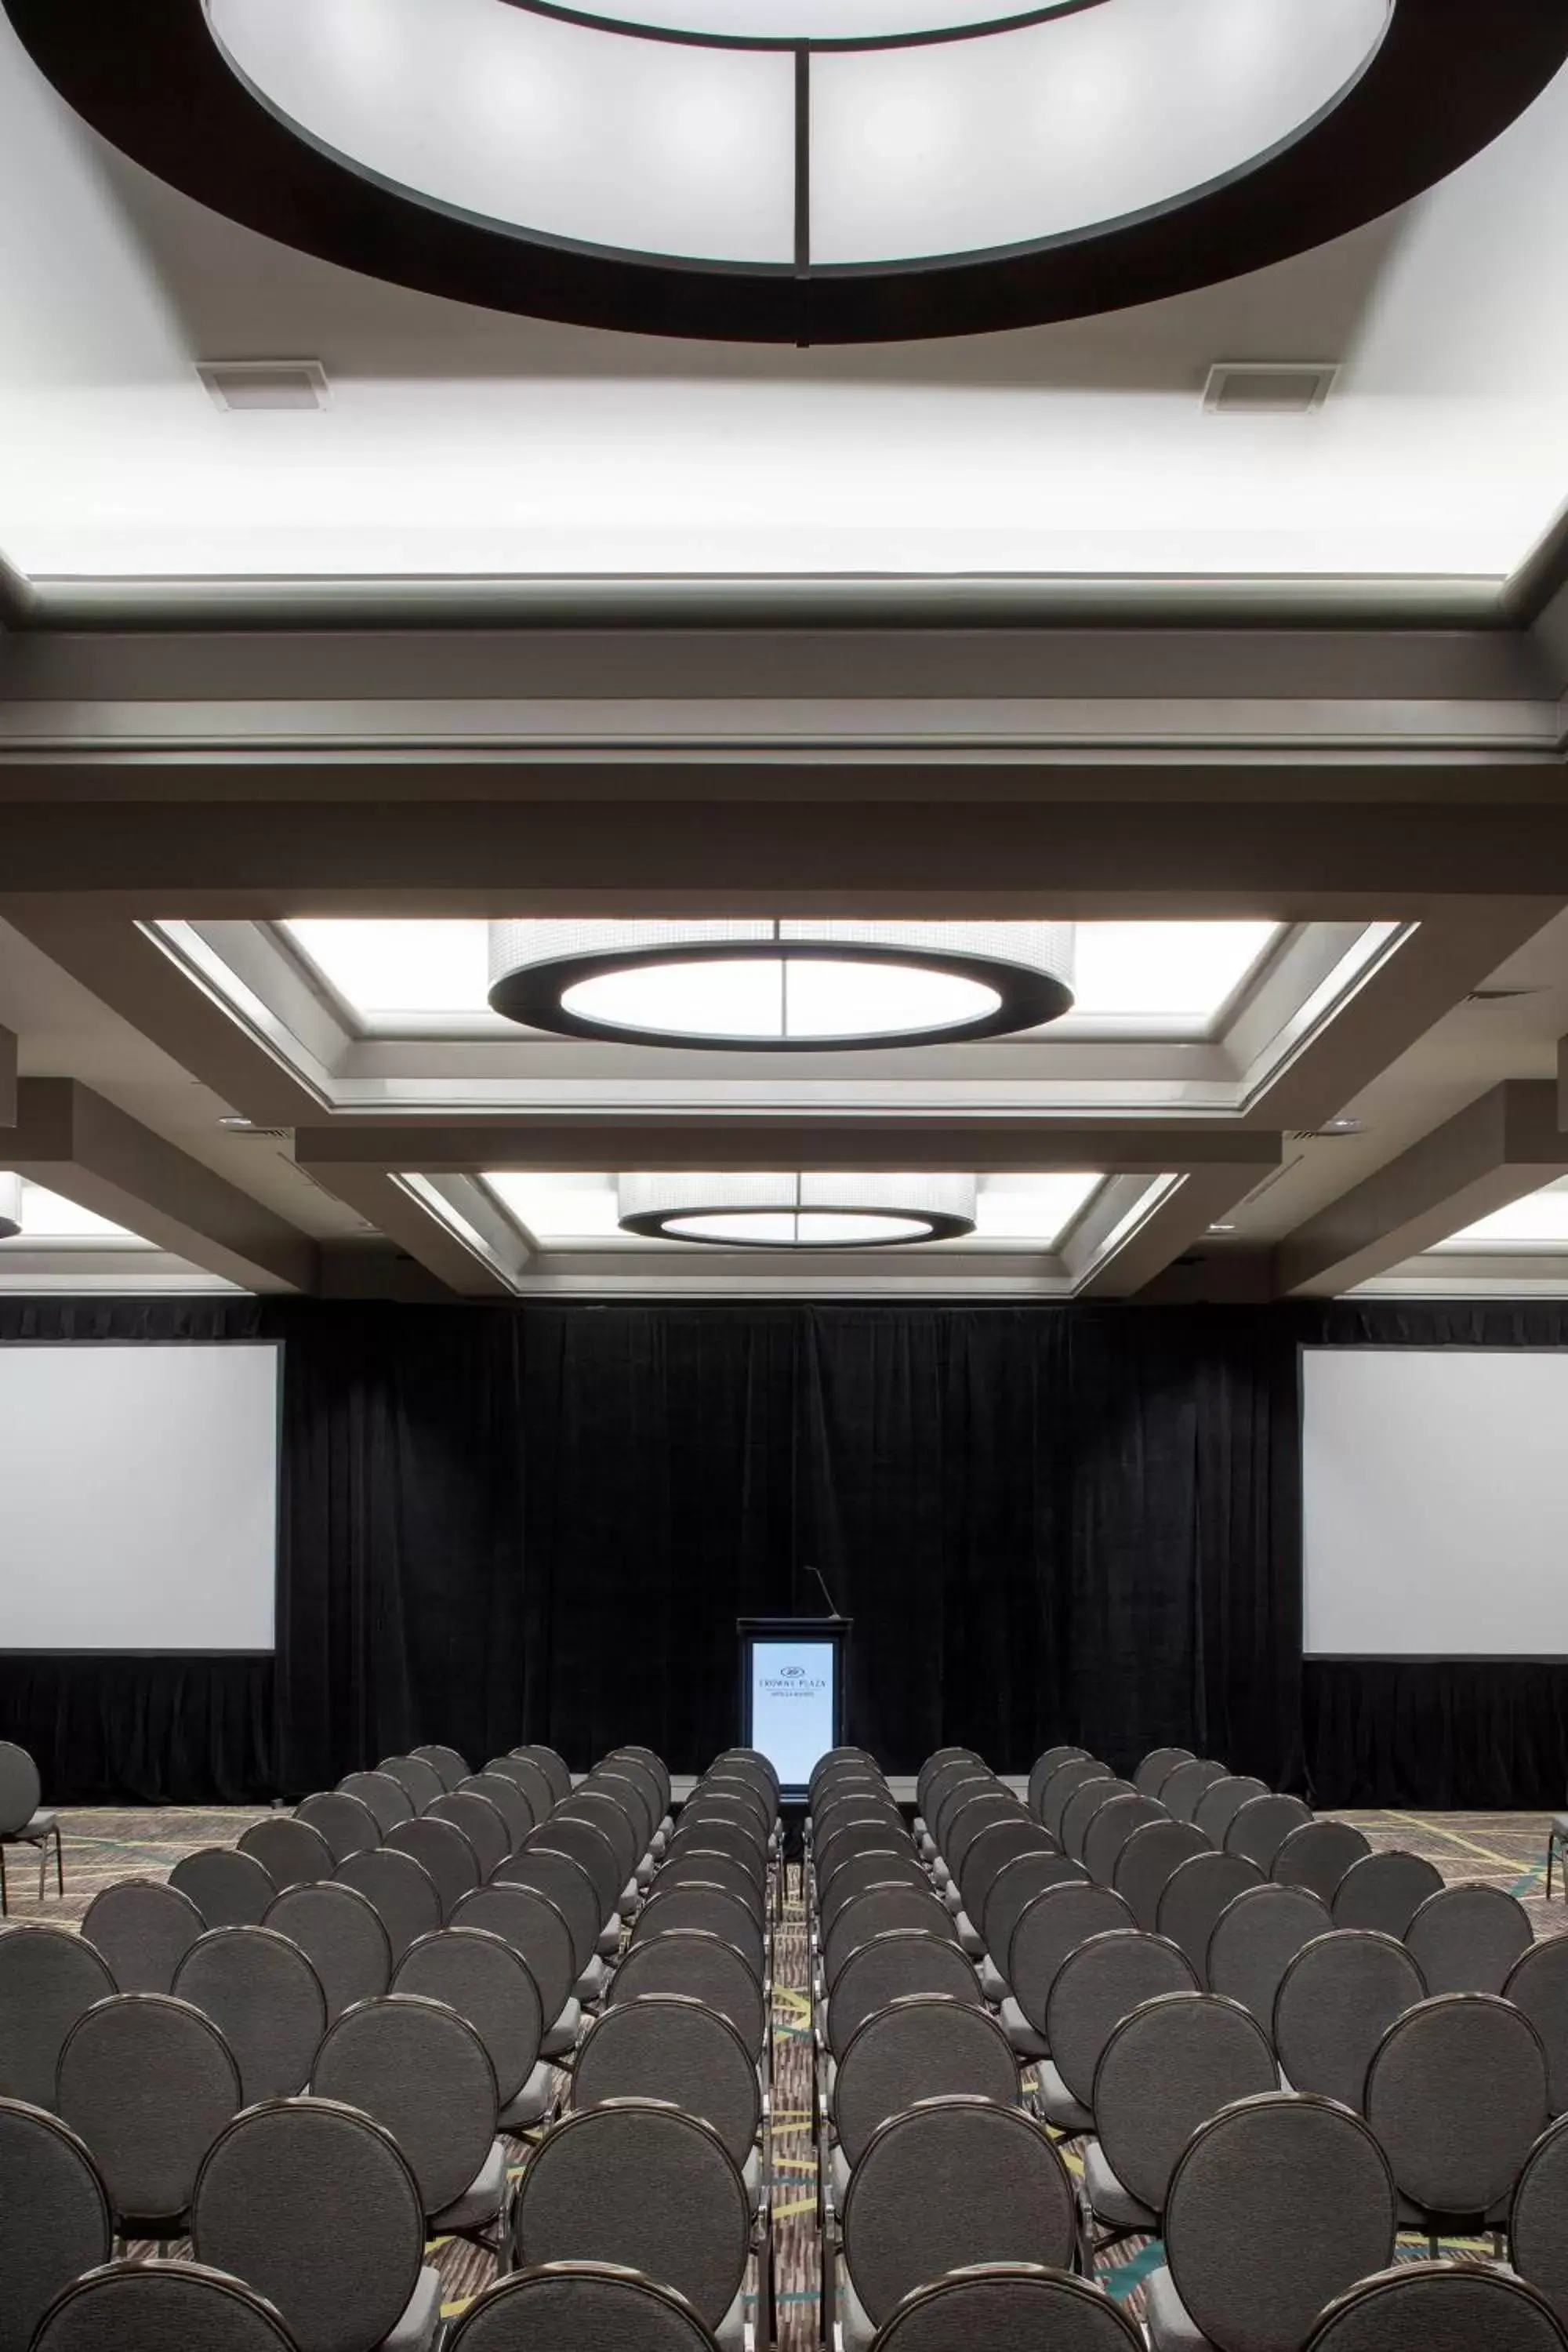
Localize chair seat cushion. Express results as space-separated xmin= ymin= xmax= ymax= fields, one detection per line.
xmin=432 ymin=2137 xmax=506 ymax=2233
xmin=1145 ymin=2266 xmax=1214 ymax=2352
xmin=1554 ymin=1816 xmax=1568 ymax=1840
xmin=1036 ymin=2059 xmax=1094 ymax=2135
xmin=381 ymin=2265 xmax=442 ymax=2352
xmin=830 ymin=2141 xmax=851 ymax=2212
xmin=1083 ymin=2140 xmax=1157 ymax=2232
xmin=999 ymin=1996 xmax=1050 ymax=2058
xmin=933 ymin=1860 xmax=951 ymax=1890
xmin=542 ymin=1998 xmax=582 ymax=2059
xmin=597 ymin=1914 xmax=623 ymax=1958
xmin=19 ymin=1809 xmax=56 ymax=1840
xmin=955 ymin=1910 xmax=985 ymax=1958
xmin=499 ymin=2060 xmax=557 ymax=2131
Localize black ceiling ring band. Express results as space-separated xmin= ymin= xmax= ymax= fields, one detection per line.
xmin=6 ymin=1 xmax=1565 ymax=345
xmin=486 ymin=938 xmax=1074 ymax=1049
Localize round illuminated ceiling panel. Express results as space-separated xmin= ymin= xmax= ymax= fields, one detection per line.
xmin=618 ymin=1172 xmax=978 ymax=1246
xmin=6 ymin=0 xmax=1564 ymax=342
xmin=486 ymin=920 xmax=1075 ymax=1048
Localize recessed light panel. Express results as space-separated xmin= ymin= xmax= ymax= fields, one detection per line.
xmin=1435 ymin=1181 xmax=1568 ymax=1252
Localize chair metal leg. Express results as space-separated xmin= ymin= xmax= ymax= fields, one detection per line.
xmin=54 ymin=1825 xmax=64 ymax=1899
xmin=38 ymin=1837 xmax=47 ymax=1902
xmin=0 ymin=1845 xmax=7 ymax=1918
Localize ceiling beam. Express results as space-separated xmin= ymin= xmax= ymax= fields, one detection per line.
xmin=5 ymin=794 xmax=1568 ymax=912
xmin=297 ymin=1163 xmax=515 ymax=1298
xmin=0 ymin=910 xmax=330 ymax=1127
xmin=1272 ymin=1080 xmax=1568 ymax=1298
xmin=296 ymin=1117 xmax=1282 ymax=1175
xmin=7 ymin=1078 xmax=318 ymax=1293
xmin=0 ymin=619 xmax=1549 ymax=703
xmin=1079 ymin=1162 xmax=1283 ymax=1298
xmin=1241 ymin=902 xmax=1562 ymax=1133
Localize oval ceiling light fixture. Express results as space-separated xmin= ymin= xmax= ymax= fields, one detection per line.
xmin=619 ymin=1171 xmax=977 ymax=1247
xmin=488 ymin=920 xmax=1074 ymax=1049
xmin=0 ymin=1173 xmax=20 ymax=1242
xmin=10 ymin=1 xmax=1566 ymax=343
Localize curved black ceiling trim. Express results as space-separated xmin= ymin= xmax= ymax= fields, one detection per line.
xmin=6 ymin=0 xmax=1566 ymax=345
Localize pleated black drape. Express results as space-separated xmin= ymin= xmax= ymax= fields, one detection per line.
xmin=2 ymin=1294 xmax=1564 ymax=1804
xmin=0 ymin=1298 xmax=1301 ymax=1799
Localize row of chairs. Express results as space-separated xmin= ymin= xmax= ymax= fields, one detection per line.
xmin=911 ymin=1740 xmax=1568 ymax=2350
xmin=0 ymin=1736 xmax=792 ymax=2350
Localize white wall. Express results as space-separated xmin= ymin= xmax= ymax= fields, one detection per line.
xmin=1302 ymin=1347 xmax=1568 ymax=1657
xmin=0 ymin=1344 xmax=280 ymax=1650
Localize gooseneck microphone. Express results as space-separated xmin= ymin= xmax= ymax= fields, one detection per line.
xmin=804 ymin=1563 xmax=844 ymax=1620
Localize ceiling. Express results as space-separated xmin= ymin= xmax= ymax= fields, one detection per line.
xmin=4 ymin=12 xmax=1568 ymax=593
xmin=4 ymin=20 xmax=1568 ymax=1305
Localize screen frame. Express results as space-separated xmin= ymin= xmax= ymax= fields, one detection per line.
xmin=1298 ymin=1338 xmax=1568 ymax=1664
xmin=0 ymin=1337 xmax=284 ymax=1657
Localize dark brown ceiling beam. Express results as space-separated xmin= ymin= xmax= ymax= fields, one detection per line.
xmin=0 ymin=619 xmax=1548 ymax=701
xmin=1273 ymin=1080 xmax=1568 ymax=1298
xmin=8 ymin=1078 xmax=318 ymax=1292
xmin=0 ymin=1023 xmax=15 ymax=1128
xmin=1243 ymin=902 xmax=1562 ymax=1134
xmin=1 ymin=910 xmax=329 ymax=1128
xmin=296 ymin=1117 xmax=1282 ymax=1175
xmin=1080 ymin=1163 xmax=1283 ymax=1298
xmin=299 ymin=1164 xmax=514 ymax=1298
xmin=5 ymin=795 xmax=1568 ymax=910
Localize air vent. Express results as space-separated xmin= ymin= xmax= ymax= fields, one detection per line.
xmin=1203 ymin=363 xmax=1338 ymax=416
xmin=197 ymin=360 xmax=331 ymax=412
xmin=219 ymin=1121 xmax=293 ymax=1142
xmin=1291 ymin=1121 xmax=1364 ymax=1142
xmin=1465 ymin=986 xmax=1540 ymax=1004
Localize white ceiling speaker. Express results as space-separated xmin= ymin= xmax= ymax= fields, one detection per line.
xmin=487 ymin=920 xmax=1075 ymax=1050
xmin=0 ymin=1173 xmax=20 ymax=1240
xmin=617 ymin=1171 xmax=978 ymax=1247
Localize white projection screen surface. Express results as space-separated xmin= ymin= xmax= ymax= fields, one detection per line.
xmin=1302 ymin=1347 xmax=1568 ymax=1657
xmin=0 ymin=1344 xmax=281 ymax=1650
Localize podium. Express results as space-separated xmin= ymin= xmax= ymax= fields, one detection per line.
xmin=736 ymin=1614 xmax=851 ymax=1798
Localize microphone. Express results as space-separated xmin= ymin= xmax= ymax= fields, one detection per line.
xmin=804 ymin=1563 xmax=844 ymax=1621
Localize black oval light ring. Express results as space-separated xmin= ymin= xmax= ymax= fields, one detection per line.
xmin=487 ymin=938 xmax=1075 ymax=1051
xmin=5 ymin=2 xmax=1564 ymax=346
xmin=620 ymin=1200 xmax=978 ymax=1247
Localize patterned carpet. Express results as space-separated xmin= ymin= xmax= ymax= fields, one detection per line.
xmin=5 ymin=1806 xmax=1562 ymax=2340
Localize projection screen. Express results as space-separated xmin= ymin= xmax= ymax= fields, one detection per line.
xmin=0 ymin=1343 xmax=281 ymax=1650
xmin=1301 ymin=1346 xmax=1568 ymax=1657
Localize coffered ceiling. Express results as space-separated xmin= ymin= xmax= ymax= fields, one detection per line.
xmin=5 ymin=22 xmax=1568 ymax=1301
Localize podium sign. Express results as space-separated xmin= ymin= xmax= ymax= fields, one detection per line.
xmin=737 ymin=1614 xmax=849 ymax=1795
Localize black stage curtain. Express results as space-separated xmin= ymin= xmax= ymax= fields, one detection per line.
xmin=2 ymin=1294 xmax=1563 ymax=1808
xmin=0 ymin=1299 xmax=1299 ymax=1800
